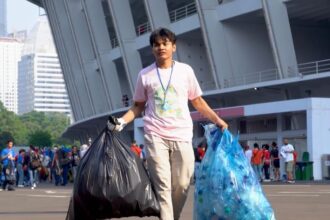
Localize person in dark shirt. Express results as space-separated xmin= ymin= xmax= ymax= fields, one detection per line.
xmin=270 ymin=142 xmax=280 ymax=181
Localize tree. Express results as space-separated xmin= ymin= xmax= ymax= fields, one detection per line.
xmin=0 ymin=131 xmax=14 ymax=150
xmin=20 ymin=111 xmax=70 ymax=144
xmin=0 ymin=101 xmax=70 ymax=146
xmin=0 ymin=101 xmax=28 ymax=145
xmin=29 ymin=130 xmax=52 ymax=147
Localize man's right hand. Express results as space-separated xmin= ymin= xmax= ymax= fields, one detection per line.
xmin=114 ymin=118 xmax=127 ymax=132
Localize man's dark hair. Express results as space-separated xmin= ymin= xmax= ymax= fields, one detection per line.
xmin=7 ymin=139 xmax=13 ymax=144
xmin=149 ymin=27 xmax=176 ymax=46
xmin=253 ymin=143 xmax=259 ymax=149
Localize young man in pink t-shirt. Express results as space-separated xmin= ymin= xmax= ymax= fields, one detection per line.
xmin=114 ymin=28 xmax=228 ymax=220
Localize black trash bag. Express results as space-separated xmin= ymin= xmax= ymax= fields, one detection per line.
xmin=66 ymin=117 xmax=160 ymax=220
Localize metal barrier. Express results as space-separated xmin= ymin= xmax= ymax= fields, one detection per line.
xmin=224 ymin=68 xmax=279 ymax=88
xmin=223 ymin=59 xmax=330 ymax=88
xmin=169 ymin=2 xmax=197 ymax=22
xmin=298 ymin=59 xmax=330 ymax=76
xmin=136 ymin=21 xmax=151 ymax=36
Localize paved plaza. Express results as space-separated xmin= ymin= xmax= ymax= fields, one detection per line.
xmin=0 ymin=183 xmax=329 ymax=220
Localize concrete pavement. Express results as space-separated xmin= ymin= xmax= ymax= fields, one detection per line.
xmin=0 ymin=182 xmax=329 ymax=220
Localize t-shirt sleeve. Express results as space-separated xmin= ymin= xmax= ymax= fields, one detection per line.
xmin=187 ymin=66 xmax=203 ymax=100
xmin=133 ymin=72 xmax=147 ymax=102
xmin=0 ymin=149 xmax=5 ymax=158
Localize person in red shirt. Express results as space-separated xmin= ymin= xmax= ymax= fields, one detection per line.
xmin=130 ymin=140 xmax=142 ymax=157
xmin=293 ymin=147 xmax=298 ymax=180
xmin=197 ymin=143 xmax=206 ymax=161
xmin=263 ymin=144 xmax=271 ymax=182
xmin=251 ymin=143 xmax=264 ymax=182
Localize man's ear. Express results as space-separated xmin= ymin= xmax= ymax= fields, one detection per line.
xmin=172 ymin=44 xmax=176 ymax=53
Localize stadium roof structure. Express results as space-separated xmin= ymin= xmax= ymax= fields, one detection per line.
xmin=27 ymin=0 xmax=42 ymax=7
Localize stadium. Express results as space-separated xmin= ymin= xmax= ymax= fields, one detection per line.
xmin=28 ymin=0 xmax=330 ymax=180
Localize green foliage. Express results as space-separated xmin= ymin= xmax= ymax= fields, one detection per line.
xmin=0 ymin=131 xmax=14 ymax=150
xmin=20 ymin=111 xmax=70 ymax=143
xmin=0 ymin=101 xmax=70 ymax=146
xmin=29 ymin=130 xmax=52 ymax=147
xmin=0 ymin=102 xmax=28 ymax=145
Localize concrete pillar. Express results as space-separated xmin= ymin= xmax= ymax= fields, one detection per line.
xmin=80 ymin=0 xmax=114 ymax=110
xmin=107 ymin=0 xmax=143 ymax=94
xmin=82 ymin=0 xmax=123 ymax=111
xmin=306 ymin=99 xmax=330 ymax=180
xmin=42 ymin=0 xmax=84 ymax=120
xmin=143 ymin=0 xmax=171 ymax=29
xmin=196 ymin=0 xmax=233 ymax=89
xmin=262 ymin=0 xmax=298 ymax=78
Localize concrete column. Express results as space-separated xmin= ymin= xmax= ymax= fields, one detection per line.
xmin=143 ymin=0 xmax=171 ymax=29
xmin=306 ymin=99 xmax=330 ymax=180
xmin=82 ymin=0 xmax=123 ymax=111
xmin=42 ymin=0 xmax=84 ymax=120
xmin=80 ymin=0 xmax=113 ymax=110
xmin=195 ymin=0 xmax=234 ymax=89
xmin=107 ymin=0 xmax=143 ymax=94
xmin=262 ymin=0 xmax=298 ymax=78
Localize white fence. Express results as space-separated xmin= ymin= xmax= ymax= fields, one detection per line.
xmin=169 ymin=2 xmax=197 ymax=22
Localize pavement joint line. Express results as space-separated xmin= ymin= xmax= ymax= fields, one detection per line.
xmin=268 ymin=194 xmax=320 ymax=197
xmin=0 ymin=211 xmax=67 ymax=215
xmin=278 ymin=191 xmax=330 ymax=194
xmin=17 ymin=194 xmax=70 ymax=198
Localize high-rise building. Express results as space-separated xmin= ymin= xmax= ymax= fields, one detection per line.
xmin=7 ymin=30 xmax=28 ymax=42
xmin=0 ymin=37 xmax=23 ymax=113
xmin=18 ymin=15 xmax=71 ymax=117
xmin=0 ymin=0 xmax=6 ymax=36
xmin=29 ymin=0 xmax=330 ymax=180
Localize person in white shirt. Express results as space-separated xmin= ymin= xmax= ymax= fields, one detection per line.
xmin=244 ymin=145 xmax=252 ymax=163
xmin=280 ymin=139 xmax=295 ymax=183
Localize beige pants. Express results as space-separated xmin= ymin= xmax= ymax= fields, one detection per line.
xmin=144 ymin=134 xmax=195 ymax=220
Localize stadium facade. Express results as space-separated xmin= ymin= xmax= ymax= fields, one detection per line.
xmin=28 ymin=0 xmax=330 ymax=180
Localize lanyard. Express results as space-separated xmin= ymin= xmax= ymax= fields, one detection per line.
xmin=156 ymin=61 xmax=174 ymax=107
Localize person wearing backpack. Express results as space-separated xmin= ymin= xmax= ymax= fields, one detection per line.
xmin=71 ymin=145 xmax=80 ymax=182
xmin=59 ymin=147 xmax=71 ymax=186
xmin=1 ymin=140 xmax=16 ymax=191
xmin=28 ymin=145 xmax=41 ymax=189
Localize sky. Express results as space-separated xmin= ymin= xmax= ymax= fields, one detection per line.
xmin=7 ymin=0 xmax=44 ymax=34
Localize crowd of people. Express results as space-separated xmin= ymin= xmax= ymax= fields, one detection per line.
xmin=0 ymin=139 xmax=90 ymax=191
xmin=244 ymin=139 xmax=297 ymax=183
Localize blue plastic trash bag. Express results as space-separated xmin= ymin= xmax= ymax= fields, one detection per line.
xmin=194 ymin=125 xmax=276 ymax=220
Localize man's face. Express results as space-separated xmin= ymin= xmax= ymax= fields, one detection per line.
xmin=152 ymin=37 xmax=176 ymax=63
xmin=284 ymin=139 xmax=289 ymax=145
xmin=7 ymin=141 xmax=13 ymax=148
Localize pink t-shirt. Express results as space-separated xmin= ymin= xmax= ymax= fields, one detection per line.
xmin=133 ymin=61 xmax=202 ymax=141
